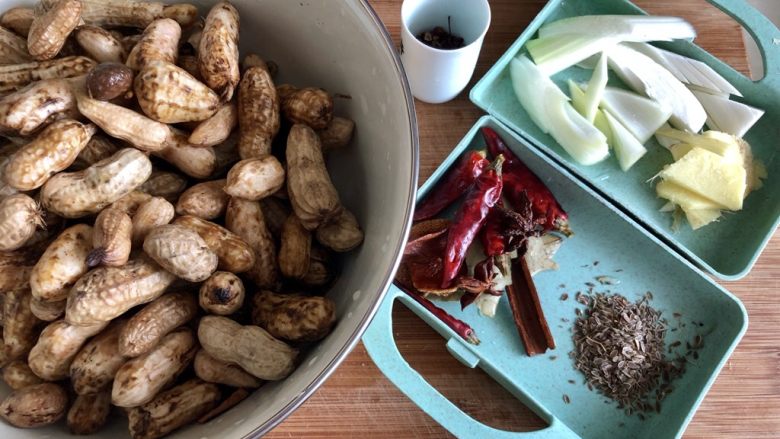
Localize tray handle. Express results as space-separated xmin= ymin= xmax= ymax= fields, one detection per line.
xmin=707 ymin=0 xmax=780 ymax=86
xmin=363 ymin=285 xmax=579 ymax=439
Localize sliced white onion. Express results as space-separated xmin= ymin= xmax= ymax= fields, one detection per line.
xmin=690 ymin=89 xmax=765 ymax=138
xmin=597 ymin=86 xmax=672 ymax=143
xmin=687 ymin=83 xmax=730 ymax=98
xmin=510 ymin=56 xmax=609 ymax=166
xmin=608 ymin=44 xmax=706 ymax=133
xmin=510 ymin=56 xmax=566 ymax=133
xmin=550 ymin=100 xmax=610 ymax=165
xmin=603 ymin=109 xmax=647 ymax=171
xmin=582 ymin=53 xmax=609 ymax=122
xmin=528 ymin=34 xmax=617 ymax=76
xmin=626 ymin=42 xmax=742 ymax=97
xmin=594 ymin=110 xmax=613 ymax=146
xmin=539 ymin=15 xmax=696 ymax=42
xmin=567 ymin=79 xmax=588 ymax=116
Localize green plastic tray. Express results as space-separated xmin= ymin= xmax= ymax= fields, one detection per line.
xmin=363 ymin=116 xmax=747 ymax=438
xmin=469 ymin=0 xmax=780 ymax=280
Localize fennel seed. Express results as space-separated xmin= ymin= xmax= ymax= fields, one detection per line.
xmin=571 ymin=293 xmax=691 ymax=416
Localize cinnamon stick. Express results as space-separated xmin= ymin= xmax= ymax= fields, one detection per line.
xmin=506 ymin=257 xmax=555 ymax=356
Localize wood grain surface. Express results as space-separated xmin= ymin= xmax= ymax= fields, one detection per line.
xmin=268 ymin=1 xmax=779 ymax=437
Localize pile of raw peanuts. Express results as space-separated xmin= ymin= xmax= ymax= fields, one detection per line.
xmin=0 ymin=1 xmax=363 ymax=438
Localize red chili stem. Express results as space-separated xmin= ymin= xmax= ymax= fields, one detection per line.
xmin=481 ymin=127 xmax=571 ymax=236
xmin=414 ymin=150 xmax=489 ymax=221
xmin=397 ymin=283 xmax=480 ymax=345
xmin=442 ymin=155 xmax=504 ymax=287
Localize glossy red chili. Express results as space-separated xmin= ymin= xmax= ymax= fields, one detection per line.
xmin=442 ymin=155 xmax=504 ymax=288
xmin=414 ymin=150 xmax=489 ymax=221
xmin=481 ymin=127 xmax=571 ymax=235
xmin=481 ymin=201 xmax=506 ymax=257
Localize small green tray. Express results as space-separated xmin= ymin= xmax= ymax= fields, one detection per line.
xmin=363 ymin=116 xmax=747 ymax=438
xmin=469 ymin=0 xmax=780 ymax=280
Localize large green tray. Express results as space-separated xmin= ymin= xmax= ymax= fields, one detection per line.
xmin=470 ymin=0 xmax=780 ymax=280
xmin=363 ymin=116 xmax=747 ymax=438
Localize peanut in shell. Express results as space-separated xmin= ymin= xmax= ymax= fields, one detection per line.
xmin=286 ymin=124 xmax=341 ymax=230
xmin=238 ymin=66 xmax=278 ymax=159
xmin=27 ymin=0 xmax=82 ymax=61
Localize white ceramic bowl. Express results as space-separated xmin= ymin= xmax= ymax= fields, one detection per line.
xmin=1 ymin=0 xmax=418 ymax=437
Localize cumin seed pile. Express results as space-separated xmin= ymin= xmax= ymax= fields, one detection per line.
xmin=573 ymin=293 xmax=685 ymax=415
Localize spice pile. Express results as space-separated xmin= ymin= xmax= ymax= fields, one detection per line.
xmin=572 ymin=293 xmax=691 ymax=416
xmin=398 ymin=127 xmax=571 ymax=355
xmin=416 ymin=17 xmax=466 ymax=50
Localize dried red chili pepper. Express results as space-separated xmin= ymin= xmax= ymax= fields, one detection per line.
xmin=442 ymin=155 xmax=504 ymax=288
xmin=481 ymin=127 xmax=571 ymax=235
xmin=399 ymin=221 xmax=490 ymax=297
xmin=396 ymin=283 xmax=480 ymax=345
xmin=481 ymin=201 xmax=505 ymax=257
xmin=414 ymin=150 xmax=489 ymax=221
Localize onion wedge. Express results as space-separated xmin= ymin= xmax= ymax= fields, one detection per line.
xmin=603 ymin=109 xmax=647 ymax=171
xmin=608 ymin=44 xmax=706 ymax=133
xmin=582 ymin=53 xmax=609 ymax=122
xmin=510 ymin=56 xmax=608 ymax=166
xmin=690 ymin=89 xmax=764 ymax=137
xmin=538 ymin=15 xmax=696 ymax=42
xmin=598 ymin=86 xmax=672 ymax=144
xmin=626 ymin=42 xmax=742 ymax=97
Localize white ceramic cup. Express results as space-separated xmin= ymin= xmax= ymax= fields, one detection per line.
xmin=400 ymin=0 xmax=491 ymax=104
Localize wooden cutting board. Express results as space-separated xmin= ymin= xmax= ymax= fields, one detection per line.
xmin=268 ymin=1 xmax=780 ymax=437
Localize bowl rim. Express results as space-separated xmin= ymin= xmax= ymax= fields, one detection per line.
xmin=242 ymin=1 xmax=420 ymax=437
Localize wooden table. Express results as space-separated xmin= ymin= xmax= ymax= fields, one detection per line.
xmin=269 ymin=1 xmax=780 ymax=437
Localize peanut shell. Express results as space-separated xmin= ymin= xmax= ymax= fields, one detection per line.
xmin=198 ymin=271 xmax=244 ymax=315
xmin=65 ymin=256 xmax=177 ymax=326
xmin=0 ymin=383 xmax=67 ymax=428
xmin=128 ymin=379 xmax=220 ymax=439
xmin=252 ymin=291 xmax=336 ymax=342
xmin=135 ymin=61 xmax=220 ymax=123
xmin=28 ymin=319 xmax=108 ymax=381
xmin=143 ymin=224 xmax=218 ymax=282
xmin=174 ymin=215 xmax=255 ymax=273
xmin=88 ymin=207 xmax=133 ymax=267
xmin=118 ymin=292 xmax=198 ymax=358
xmin=4 ymin=119 xmax=95 ymax=191
xmin=225 ymin=197 xmax=280 ymax=290
xmin=67 ymin=391 xmax=111 ymax=435
xmin=27 ymin=0 xmax=82 ymax=61
xmin=286 ymin=124 xmax=341 ymax=230
xmin=175 ymin=179 xmax=228 ymax=220
xmin=126 ymin=18 xmax=180 ymax=71
xmin=30 ymin=224 xmax=92 ymax=302
xmin=132 ymin=196 xmax=175 ymax=245
xmin=198 ymin=2 xmax=239 ymax=100
xmin=279 ymin=214 xmax=311 ymax=280
xmin=112 ymin=327 xmax=197 ymax=408
xmin=0 ymin=78 xmax=78 ymax=136
xmin=41 ymin=148 xmax=153 ymax=218
xmin=238 ymin=66 xmax=278 ymax=158
xmin=224 ymin=156 xmax=285 ymax=201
